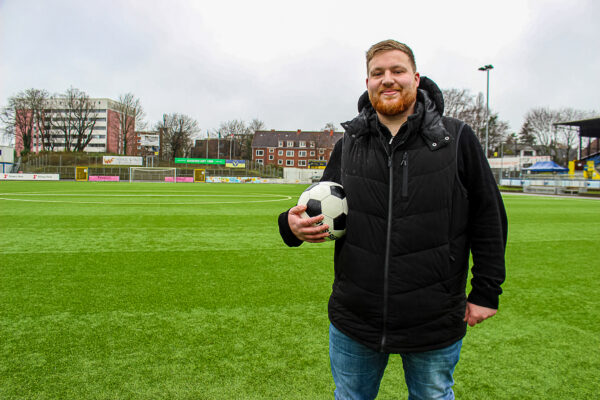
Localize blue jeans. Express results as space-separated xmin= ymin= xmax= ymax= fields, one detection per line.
xmin=329 ymin=324 xmax=462 ymax=400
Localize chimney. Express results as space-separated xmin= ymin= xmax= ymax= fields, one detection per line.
xmin=297 ymin=129 xmax=301 ymax=135
xmin=329 ymin=129 xmax=334 ymax=137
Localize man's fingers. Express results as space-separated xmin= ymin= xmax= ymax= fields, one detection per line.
xmin=289 ymin=204 xmax=306 ymax=215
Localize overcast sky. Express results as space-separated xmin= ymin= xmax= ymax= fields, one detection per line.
xmin=1 ymin=0 xmax=598 ymax=142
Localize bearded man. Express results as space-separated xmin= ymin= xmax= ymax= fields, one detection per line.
xmin=278 ymin=40 xmax=507 ymax=399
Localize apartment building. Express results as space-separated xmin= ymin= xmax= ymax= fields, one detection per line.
xmin=251 ymin=129 xmax=343 ymax=168
xmin=15 ymin=98 xmax=135 ymax=155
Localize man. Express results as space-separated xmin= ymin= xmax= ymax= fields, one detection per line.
xmin=278 ymin=40 xmax=507 ymax=399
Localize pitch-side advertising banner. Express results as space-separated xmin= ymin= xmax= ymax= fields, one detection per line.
xmin=1 ymin=173 xmax=59 ymax=181
xmin=140 ymin=135 xmax=160 ymax=146
xmin=103 ymin=156 xmax=143 ymax=166
xmin=225 ymin=160 xmax=245 ymax=168
xmin=206 ymin=176 xmax=269 ymax=183
xmin=175 ymin=158 xmax=226 ymax=165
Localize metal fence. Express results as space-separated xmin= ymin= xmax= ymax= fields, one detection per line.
xmin=20 ymin=155 xmax=283 ymax=180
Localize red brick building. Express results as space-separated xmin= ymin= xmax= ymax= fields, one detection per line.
xmin=251 ymin=129 xmax=343 ymax=168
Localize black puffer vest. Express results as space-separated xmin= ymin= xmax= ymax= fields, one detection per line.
xmin=329 ymin=84 xmax=470 ymax=353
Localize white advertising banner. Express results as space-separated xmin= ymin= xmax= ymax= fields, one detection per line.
xmin=140 ymin=135 xmax=160 ymax=146
xmin=487 ymin=155 xmax=551 ymax=169
xmin=1 ymin=173 xmax=59 ymax=181
xmin=103 ymin=156 xmax=143 ymax=166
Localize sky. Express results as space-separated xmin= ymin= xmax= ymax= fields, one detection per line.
xmin=1 ymin=0 xmax=599 ymax=143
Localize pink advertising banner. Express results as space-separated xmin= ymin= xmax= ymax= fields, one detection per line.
xmin=89 ymin=176 xmax=120 ymax=182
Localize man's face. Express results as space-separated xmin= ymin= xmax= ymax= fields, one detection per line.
xmin=366 ymin=50 xmax=420 ymax=116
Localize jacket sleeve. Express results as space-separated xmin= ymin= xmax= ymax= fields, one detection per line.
xmin=457 ymin=125 xmax=507 ymax=309
xmin=277 ymin=138 xmax=344 ymax=247
xmin=321 ymin=138 xmax=343 ymax=184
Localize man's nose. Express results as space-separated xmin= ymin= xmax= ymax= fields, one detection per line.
xmin=382 ymin=70 xmax=394 ymax=85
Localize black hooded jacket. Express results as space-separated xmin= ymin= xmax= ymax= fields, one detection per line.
xmin=278 ymin=77 xmax=507 ymax=353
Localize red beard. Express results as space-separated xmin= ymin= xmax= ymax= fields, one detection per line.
xmin=369 ymin=87 xmax=417 ymax=116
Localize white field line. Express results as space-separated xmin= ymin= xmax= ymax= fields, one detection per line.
xmin=0 ymin=192 xmax=293 ymax=205
xmin=501 ymin=192 xmax=600 ymax=201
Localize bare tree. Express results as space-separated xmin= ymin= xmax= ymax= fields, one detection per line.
xmin=556 ymin=108 xmax=597 ymax=163
xmin=1 ymin=88 xmax=49 ymax=154
xmin=441 ymin=89 xmax=473 ymax=122
xmin=113 ymin=93 xmax=146 ymax=155
xmin=156 ymin=113 xmax=199 ymax=161
xmin=213 ymin=118 xmax=266 ymax=159
xmin=47 ymin=87 xmax=99 ymax=152
xmin=442 ymin=88 xmax=508 ymax=155
xmin=322 ymin=122 xmax=337 ymax=132
xmin=520 ymin=107 xmax=596 ymax=163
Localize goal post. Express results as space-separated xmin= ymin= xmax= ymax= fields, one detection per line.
xmin=129 ymin=167 xmax=177 ymax=183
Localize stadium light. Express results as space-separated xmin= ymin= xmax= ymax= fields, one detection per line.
xmin=478 ymin=64 xmax=494 ymax=158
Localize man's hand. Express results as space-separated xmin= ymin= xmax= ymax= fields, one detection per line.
xmin=464 ymin=302 xmax=497 ymax=327
xmin=288 ymin=204 xmax=330 ymax=243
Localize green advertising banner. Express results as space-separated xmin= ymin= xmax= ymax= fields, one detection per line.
xmin=175 ymin=158 xmax=226 ymax=165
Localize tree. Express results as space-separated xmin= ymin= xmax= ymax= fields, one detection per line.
xmin=442 ymin=88 xmax=509 ymax=156
xmin=211 ymin=118 xmax=266 ymax=160
xmin=46 ymin=87 xmax=99 ymax=152
xmin=520 ymin=107 xmax=596 ymax=164
xmin=440 ymin=88 xmax=472 ymax=122
xmin=113 ymin=93 xmax=146 ymax=155
xmin=1 ymin=88 xmax=49 ymax=154
xmin=156 ymin=113 xmax=199 ymax=161
xmin=322 ymin=122 xmax=337 ymax=132
xmin=518 ymin=120 xmax=536 ymax=147
xmin=244 ymin=118 xmax=266 ymax=160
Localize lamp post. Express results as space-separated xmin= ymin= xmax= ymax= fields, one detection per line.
xmin=478 ymin=64 xmax=493 ymax=158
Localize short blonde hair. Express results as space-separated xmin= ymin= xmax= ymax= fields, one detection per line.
xmin=366 ymin=40 xmax=416 ymax=73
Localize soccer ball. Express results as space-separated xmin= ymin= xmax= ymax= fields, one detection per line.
xmin=297 ymin=181 xmax=348 ymax=241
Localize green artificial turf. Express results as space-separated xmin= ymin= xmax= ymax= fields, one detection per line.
xmin=0 ymin=182 xmax=599 ymax=399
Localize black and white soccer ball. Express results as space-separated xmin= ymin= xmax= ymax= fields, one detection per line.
xmin=297 ymin=181 xmax=348 ymax=241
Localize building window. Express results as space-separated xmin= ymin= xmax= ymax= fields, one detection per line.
xmin=278 ymin=140 xmax=284 ymax=147
xmin=269 ymin=155 xmax=274 ymax=160
xmin=286 ymin=150 xmax=294 ymax=157
xmin=286 ymin=160 xmax=294 ymax=166
xmin=298 ymin=160 xmax=307 ymax=167
xmin=298 ymin=150 xmax=307 ymax=157
xmin=319 ymin=149 xmax=325 ymax=154
xmin=287 ymin=141 xmax=294 ymax=147
xmin=310 ymin=141 xmax=315 ymax=147
xmin=256 ymin=149 xmax=264 ymax=156
xmin=310 ymin=151 xmax=315 ymax=157
xmin=299 ymin=141 xmax=306 ymax=147
xmin=257 ymin=159 xmax=264 ymax=165
xmin=278 ymin=159 xmax=283 ymax=165
xmin=269 ymin=148 xmax=274 ymax=153
xmin=278 ymin=150 xmax=283 ymax=156
xmin=319 ymin=156 xmax=325 ymax=160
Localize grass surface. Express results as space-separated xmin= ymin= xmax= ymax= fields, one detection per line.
xmin=1 ymin=182 xmax=599 ymax=399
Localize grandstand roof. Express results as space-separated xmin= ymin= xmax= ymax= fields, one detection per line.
xmin=554 ymin=117 xmax=600 ymax=138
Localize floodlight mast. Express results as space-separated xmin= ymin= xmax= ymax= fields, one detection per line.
xmin=478 ymin=64 xmax=494 ymax=158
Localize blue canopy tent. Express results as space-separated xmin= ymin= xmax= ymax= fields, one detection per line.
xmin=524 ymin=161 xmax=569 ymax=173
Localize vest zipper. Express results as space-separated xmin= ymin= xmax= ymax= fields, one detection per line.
xmin=381 ymin=152 xmax=394 ymax=351
xmin=401 ymin=152 xmax=408 ymax=199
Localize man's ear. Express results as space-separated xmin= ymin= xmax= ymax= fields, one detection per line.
xmin=365 ymin=78 xmax=369 ymax=88
xmin=414 ymin=73 xmax=420 ymax=86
